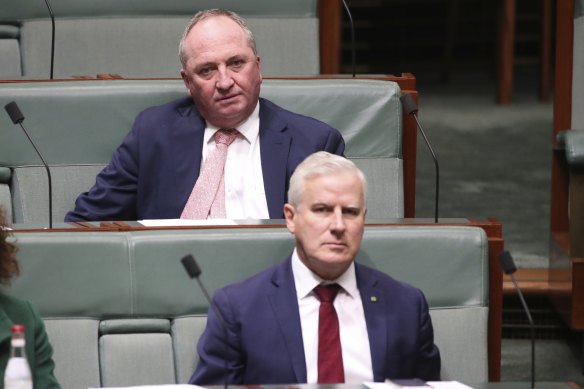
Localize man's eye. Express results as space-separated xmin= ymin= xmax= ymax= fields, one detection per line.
xmin=230 ymin=60 xmax=244 ymax=68
xmin=343 ymin=208 xmax=360 ymax=216
xmin=198 ymin=68 xmax=213 ymax=76
xmin=314 ymin=207 xmax=328 ymax=213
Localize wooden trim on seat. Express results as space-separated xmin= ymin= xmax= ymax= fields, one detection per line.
xmin=503 ymin=268 xmax=549 ymax=295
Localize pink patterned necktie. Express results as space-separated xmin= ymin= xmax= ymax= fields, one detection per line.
xmin=314 ymin=284 xmax=345 ymax=383
xmin=181 ymin=129 xmax=239 ymax=219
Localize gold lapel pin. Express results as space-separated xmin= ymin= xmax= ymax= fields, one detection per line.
xmin=370 ymin=296 xmax=377 ymax=302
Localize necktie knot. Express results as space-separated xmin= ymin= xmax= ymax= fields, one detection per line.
xmin=214 ymin=128 xmax=238 ymax=146
xmin=314 ymin=284 xmax=341 ymax=303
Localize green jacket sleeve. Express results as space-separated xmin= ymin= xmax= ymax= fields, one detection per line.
xmin=25 ymin=301 xmax=61 ymax=389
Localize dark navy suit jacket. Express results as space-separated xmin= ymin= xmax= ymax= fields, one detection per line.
xmin=65 ymin=97 xmax=345 ymax=221
xmin=189 ymin=257 xmax=441 ymax=385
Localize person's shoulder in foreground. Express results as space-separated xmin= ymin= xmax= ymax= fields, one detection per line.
xmin=0 ymin=294 xmax=61 ymax=389
xmin=0 ymin=207 xmax=61 ymax=389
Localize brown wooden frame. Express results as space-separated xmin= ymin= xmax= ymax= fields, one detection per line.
xmin=548 ymin=0 xmax=584 ymax=331
xmin=318 ymin=0 xmax=342 ymax=74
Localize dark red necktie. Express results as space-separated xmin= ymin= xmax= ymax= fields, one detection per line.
xmin=314 ymin=284 xmax=345 ymax=383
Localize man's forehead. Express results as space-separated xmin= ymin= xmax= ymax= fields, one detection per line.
xmin=299 ymin=173 xmax=363 ymax=202
xmin=305 ymin=172 xmax=363 ymax=190
xmin=189 ymin=15 xmax=244 ymax=41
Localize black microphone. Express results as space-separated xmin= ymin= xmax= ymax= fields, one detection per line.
xmin=341 ymin=0 xmax=356 ymax=78
xmin=499 ymin=250 xmax=535 ymax=389
xmin=400 ymin=93 xmax=440 ymax=223
xmin=181 ymin=254 xmax=228 ymax=389
xmin=43 ymin=0 xmax=56 ymax=79
xmin=4 ymin=102 xmax=53 ymax=229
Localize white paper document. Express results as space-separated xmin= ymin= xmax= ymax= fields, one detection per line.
xmin=427 ymin=381 xmax=474 ymax=389
xmin=138 ymin=219 xmax=237 ymax=227
xmin=365 ymin=381 xmax=429 ymax=389
xmin=89 ymin=385 xmax=202 ymax=389
xmin=365 ymin=381 xmax=473 ymax=389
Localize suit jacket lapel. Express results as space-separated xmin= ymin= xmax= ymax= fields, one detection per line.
xmin=357 ymin=264 xmax=388 ymax=382
xmin=258 ymin=99 xmax=292 ymax=218
xmin=172 ymin=102 xmax=206 ymax=212
xmin=266 ymin=257 xmax=307 ymax=382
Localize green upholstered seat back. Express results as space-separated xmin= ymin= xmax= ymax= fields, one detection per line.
xmin=0 ymin=78 xmax=402 ymax=224
xmin=0 ymin=0 xmax=319 ymax=78
xmin=10 ymin=225 xmax=488 ymax=387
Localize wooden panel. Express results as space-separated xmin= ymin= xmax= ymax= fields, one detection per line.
xmin=550 ymin=0 xmax=575 ymax=235
xmin=539 ymin=0 xmax=552 ymax=102
xmin=503 ymin=268 xmax=549 ymax=295
xmin=496 ymin=0 xmax=516 ymax=104
xmin=547 ymin=0 xmax=584 ymax=334
xmin=318 ymin=0 xmax=342 ymax=74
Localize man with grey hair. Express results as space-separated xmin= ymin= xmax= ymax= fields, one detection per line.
xmin=190 ymin=151 xmax=441 ymax=385
xmin=66 ymin=9 xmax=344 ymax=222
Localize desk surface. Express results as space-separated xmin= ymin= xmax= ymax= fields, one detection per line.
xmin=205 ymin=382 xmax=579 ymax=389
xmin=473 ymin=383 xmax=580 ymax=389
xmin=11 ymin=218 xmax=473 ymax=232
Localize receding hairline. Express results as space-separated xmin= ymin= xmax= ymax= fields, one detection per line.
xmin=287 ymin=152 xmax=368 ymax=209
xmin=178 ymin=9 xmax=258 ymax=68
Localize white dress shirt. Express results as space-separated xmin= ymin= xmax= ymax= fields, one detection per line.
xmin=201 ymin=103 xmax=270 ymax=219
xmin=291 ymin=249 xmax=373 ymax=383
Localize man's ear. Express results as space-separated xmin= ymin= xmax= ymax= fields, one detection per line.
xmin=180 ymin=69 xmax=193 ymax=97
xmin=257 ymin=56 xmax=263 ymax=83
xmin=283 ymin=204 xmax=296 ymax=234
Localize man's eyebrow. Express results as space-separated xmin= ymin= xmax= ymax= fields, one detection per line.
xmin=227 ymin=54 xmax=246 ymax=62
xmin=193 ymin=61 xmax=215 ymax=70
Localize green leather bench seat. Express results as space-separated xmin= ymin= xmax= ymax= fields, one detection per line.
xmin=10 ymin=225 xmax=489 ymax=388
xmin=0 ymin=78 xmax=403 ymax=224
xmin=0 ymin=0 xmax=319 ymax=78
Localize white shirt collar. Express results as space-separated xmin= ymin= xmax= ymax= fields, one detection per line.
xmin=291 ymin=248 xmax=358 ymax=300
xmin=204 ymin=101 xmax=260 ymax=145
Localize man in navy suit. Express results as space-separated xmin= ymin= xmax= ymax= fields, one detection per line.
xmin=65 ymin=9 xmax=344 ymax=222
xmin=189 ymin=152 xmax=441 ymax=385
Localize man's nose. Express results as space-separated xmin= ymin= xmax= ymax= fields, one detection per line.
xmin=216 ymin=67 xmax=234 ymax=90
xmin=330 ymin=208 xmax=346 ymax=234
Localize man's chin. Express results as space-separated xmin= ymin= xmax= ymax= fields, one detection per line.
xmin=320 ymin=251 xmax=352 ymax=265
xmin=210 ymin=110 xmax=245 ymax=128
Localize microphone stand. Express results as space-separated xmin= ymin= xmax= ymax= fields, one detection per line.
xmin=341 ymin=0 xmax=356 ymax=78
xmin=43 ymin=0 xmax=56 ymax=79
xmin=499 ymin=251 xmax=535 ymax=389
xmin=400 ymin=93 xmax=439 ymax=223
xmin=508 ymin=272 xmax=536 ymax=389
xmin=181 ymin=254 xmax=229 ymax=389
xmin=4 ymin=102 xmax=53 ymax=229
